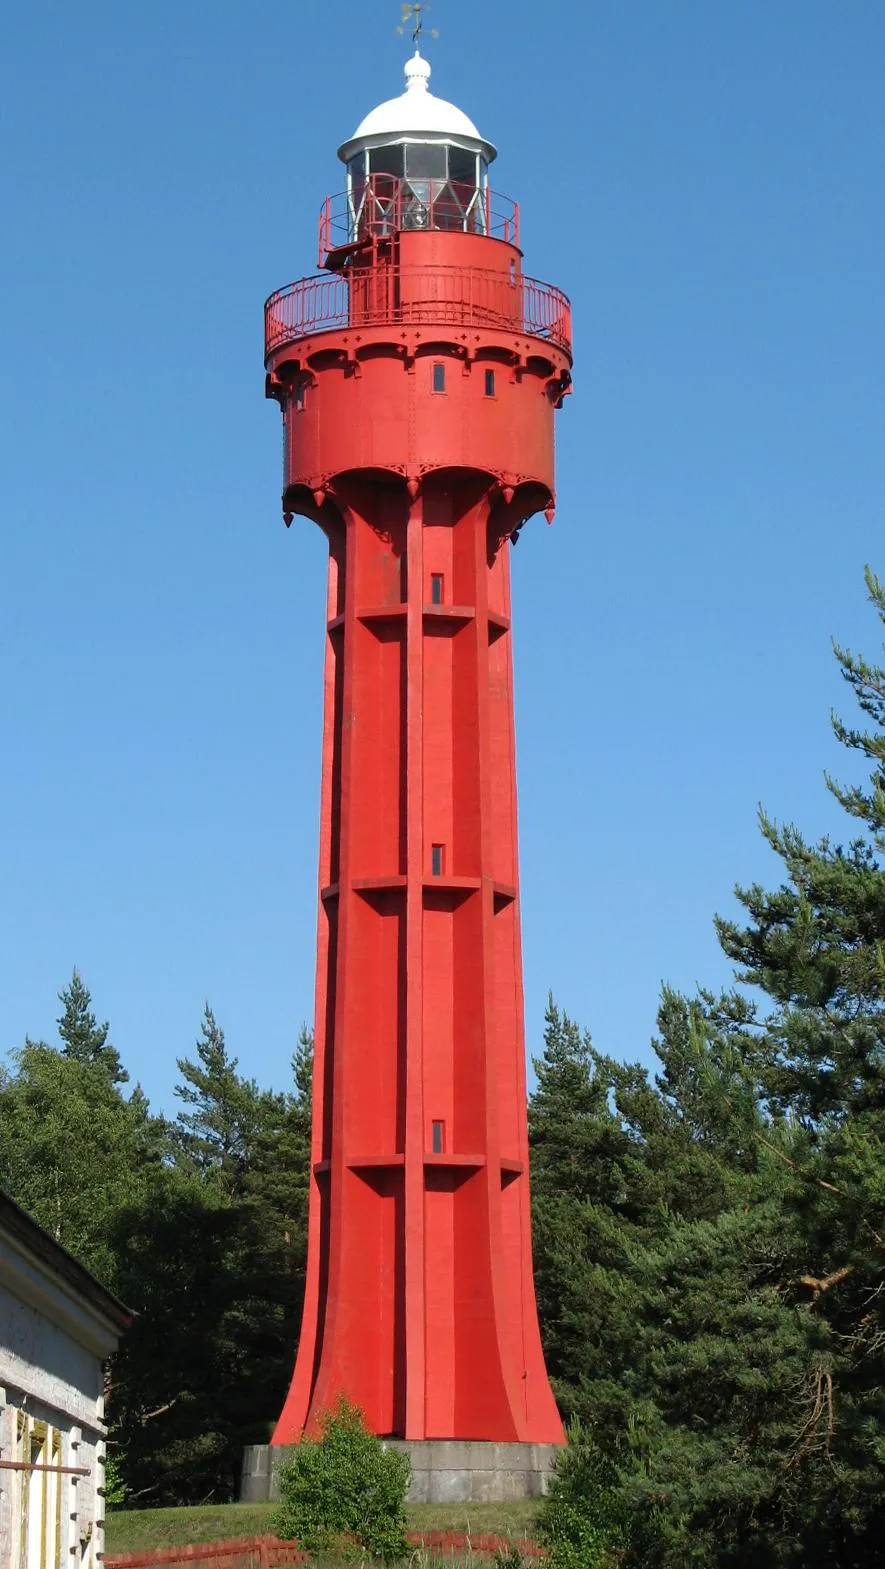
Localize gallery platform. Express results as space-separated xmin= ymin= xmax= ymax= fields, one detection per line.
xmin=241 ymin=1439 xmax=559 ymax=1504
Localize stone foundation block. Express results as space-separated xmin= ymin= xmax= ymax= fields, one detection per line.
xmin=240 ymin=1438 xmax=560 ymax=1505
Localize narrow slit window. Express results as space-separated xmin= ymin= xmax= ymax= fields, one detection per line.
xmin=431 ymin=843 xmax=444 ymax=877
xmin=484 ymin=369 xmax=496 ymax=397
xmin=294 ymin=382 xmax=307 ymax=411
xmin=432 ymin=362 xmax=446 ymax=393
xmin=430 ymin=573 xmax=444 ymax=605
xmin=432 ymin=1120 xmax=445 ymax=1154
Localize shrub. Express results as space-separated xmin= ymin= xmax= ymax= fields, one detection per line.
xmin=536 ymin=1419 xmax=632 ymax=1569
xmin=272 ymin=1397 xmax=410 ymax=1561
xmin=102 ymin=1448 xmax=128 ymax=1508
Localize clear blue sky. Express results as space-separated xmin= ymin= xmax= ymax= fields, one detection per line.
xmin=1 ymin=1 xmax=882 ymax=1114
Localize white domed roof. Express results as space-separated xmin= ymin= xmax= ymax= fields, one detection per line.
xmin=338 ymin=53 xmax=496 ymax=164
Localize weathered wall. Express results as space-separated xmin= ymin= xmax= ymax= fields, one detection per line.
xmin=0 ymin=1280 xmax=103 ymax=1429
xmin=0 ymin=1378 xmax=104 ymax=1569
xmin=0 ymin=1220 xmax=122 ymax=1569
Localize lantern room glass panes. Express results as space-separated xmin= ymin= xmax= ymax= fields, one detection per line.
xmin=449 ymin=146 xmax=476 ymax=186
xmin=405 ymin=144 xmax=447 ymax=180
xmin=346 ymin=141 xmax=490 ymax=240
xmin=347 ymin=154 xmax=367 ymax=202
xmin=369 ymin=145 xmax=405 ymax=177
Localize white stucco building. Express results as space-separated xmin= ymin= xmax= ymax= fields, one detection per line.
xmin=0 ymin=1193 xmax=131 ymax=1569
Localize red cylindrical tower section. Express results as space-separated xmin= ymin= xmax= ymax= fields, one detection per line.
xmin=268 ymin=51 xmax=571 ymax=1447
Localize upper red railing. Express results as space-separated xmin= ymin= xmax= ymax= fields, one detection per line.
xmin=265 ymin=265 xmax=572 ymax=360
xmin=319 ymin=178 xmax=520 ymax=266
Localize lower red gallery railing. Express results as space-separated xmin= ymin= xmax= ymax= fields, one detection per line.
xmin=265 ymin=266 xmax=572 ymax=359
xmin=106 ymin=1530 xmax=547 ymax=1567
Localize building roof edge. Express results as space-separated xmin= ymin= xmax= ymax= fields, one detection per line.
xmin=0 ymin=1188 xmax=134 ymax=1334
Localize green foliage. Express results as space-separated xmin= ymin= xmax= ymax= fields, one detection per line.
xmin=174 ymin=1005 xmax=267 ymax=1197
xmin=492 ymin=1549 xmax=525 ymax=1569
xmin=273 ymin=1399 xmax=410 ymax=1561
xmin=529 ymin=1000 xmax=644 ymax=1431
xmin=0 ymin=1039 xmax=162 ymax=1287
xmin=0 ymin=982 xmax=314 ymax=1508
xmin=706 ymin=565 xmax=885 ymax=1565
xmin=103 ymin=1449 xmax=129 ymax=1508
xmin=828 ymin=565 xmax=885 ymax=843
xmin=111 ymin=1017 xmax=313 ymax=1504
xmin=58 ymin=968 xmax=128 ymax=1084
xmin=530 ymin=569 xmax=885 ymax=1567
xmin=536 ymin=1420 xmax=632 ymax=1569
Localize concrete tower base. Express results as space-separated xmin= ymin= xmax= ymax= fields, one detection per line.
xmin=241 ymin=1440 xmax=558 ymax=1505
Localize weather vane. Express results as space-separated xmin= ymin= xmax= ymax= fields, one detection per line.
xmin=397 ymin=2 xmax=439 ymax=47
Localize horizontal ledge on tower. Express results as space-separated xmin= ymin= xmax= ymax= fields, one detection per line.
xmin=422 ymin=605 xmax=476 ymax=630
xmin=353 ymin=876 xmax=408 ymax=898
xmin=314 ymin=1156 xmax=407 ymax=1176
xmin=313 ymin=1155 xmax=522 ymax=1184
xmin=423 ymin=876 xmax=482 ymax=899
xmin=423 ymin=1154 xmax=485 ymax=1171
xmin=492 ymin=882 xmax=517 ymax=910
xmin=326 ymin=877 xmax=508 ymax=905
xmin=348 ymin=1154 xmax=406 ymax=1171
xmin=324 ymin=878 xmax=411 ymax=904
xmin=329 ymin=606 xmax=496 ymax=636
xmin=357 ymin=605 xmax=408 ymax=625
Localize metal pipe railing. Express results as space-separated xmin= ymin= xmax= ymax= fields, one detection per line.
xmin=265 ymin=264 xmax=571 ymax=358
xmin=318 ymin=178 xmax=520 ymax=263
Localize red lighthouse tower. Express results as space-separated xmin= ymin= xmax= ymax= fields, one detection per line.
xmin=266 ymin=51 xmax=571 ymax=1449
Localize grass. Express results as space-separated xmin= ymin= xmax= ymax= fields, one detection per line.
xmin=106 ymin=1503 xmax=276 ymax=1554
xmin=106 ymin=1500 xmax=540 ymax=1557
xmin=410 ymin=1501 xmax=538 ymax=1539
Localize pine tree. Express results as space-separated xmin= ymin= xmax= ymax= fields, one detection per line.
xmin=293 ymin=1021 xmax=314 ymax=1117
xmin=109 ymin=1011 xmax=317 ymax=1503
xmin=530 ymin=570 xmax=885 ymax=1567
xmin=57 ymin=969 xmax=127 ymax=1084
xmin=245 ymin=1024 xmax=313 ymax=1326
xmin=529 ymin=999 xmax=646 ymax=1430
xmin=1 ymin=987 xmax=315 ymax=1506
xmin=174 ymin=1004 xmax=265 ymax=1197
xmin=108 ymin=1165 xmax=248 ymax=1504
xmin=530 ymin=991 xmax=811 ymax=1568
xmin=712 ymin=567 xmax=885 ymax=1564
xmin=613 ymin=994 xmax=809 ymax=1567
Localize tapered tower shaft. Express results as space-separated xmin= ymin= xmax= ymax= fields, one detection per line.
xmin=265 ymin=53 xmax=571 ymax=1446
